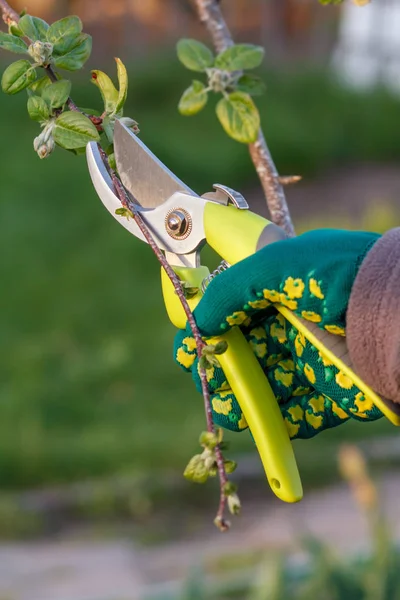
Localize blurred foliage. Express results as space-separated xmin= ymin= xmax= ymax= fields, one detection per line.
xmin=149 ymin=447 xmax=400 ymax=600
xmin=0 ymin=55 xmax=400 ymax=493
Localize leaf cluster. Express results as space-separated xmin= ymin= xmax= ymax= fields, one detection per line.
xmin=183 ymin=428 xmax=238 ymax=493
xmin=0 ymin=13 xmax=136 ymax=159
xmin=176 ymin=39 xmax=265 ymax=143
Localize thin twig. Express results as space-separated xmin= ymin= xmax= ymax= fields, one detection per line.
xmin=278 ymin=175 xmax=302 ymax=186
xmin=98 ymin=146 xmax=230 ymax=530
xmin=191 ymin=0 xmax=295 ymax=237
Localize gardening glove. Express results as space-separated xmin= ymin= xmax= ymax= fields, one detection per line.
xmin=174 ymin=228 xmax=400 ymax=439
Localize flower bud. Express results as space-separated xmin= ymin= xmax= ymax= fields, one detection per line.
xmin=227 ymin=492 xmax=241 ymax=515
xmin=36 ymin=137 xmax=55 ymax=159
xmin=28 ymin=41 xmax=53 ymax=65
xmin=34 ymin=129 xmax=55 ymax=159
xmin=119 ymin=117 xmax=138 ymax=128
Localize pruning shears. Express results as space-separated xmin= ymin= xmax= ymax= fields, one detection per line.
xmin=86 ymin=121 xmax=400 ymax=505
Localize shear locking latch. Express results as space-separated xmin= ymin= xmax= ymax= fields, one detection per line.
xmin=202 ymin=184 xmax=249 ymax=210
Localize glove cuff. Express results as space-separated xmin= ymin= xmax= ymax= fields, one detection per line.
xmin=347 ymin=227 xmax=400 ymax=404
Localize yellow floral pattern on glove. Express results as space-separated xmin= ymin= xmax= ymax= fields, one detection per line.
xmin=283 ymin=277 xmax=305 ymax=299
xmin=263 ymin=289 xmax=281 ymax=303
xmin=352 ymin=391 xmax=375 ymax=417
xmin=301 ymin=310 xmax=322 ymax=323
xmin=295 ymin=331 xmax=306 ymax=357
xmin=335 ymin=371 xmax=353 ymax=390
xmin=309 ymin=278 xmax=324 ymax=299
xmin=274 ymin=369 xmax=294 ymax=387
xmin=226 ymin=311 xmax=251 ymax=327
xmin=304 ymin=363 xmax=316 ymax=384
xmin=325 ymin=324 xmax=346 ymax=336
xmin=176 ymin=262 xmax=384 ymax=439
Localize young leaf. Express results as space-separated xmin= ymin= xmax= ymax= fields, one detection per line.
xmin=102 ymin=115 xmax=114 ymax=143
xmin=177 ymin=38 xmax=214 ymax=72
xmin=178 ymin=80 xmax=208 ymax=116
xmin=27 ymin=75 xmax=52 ymax=97
xmin=18 ymin=15 xmax=49 ymax=42
xmin=1 ymin=60 xmax=37 ymax=95
xmin=115 ymin=207 xmax=134 ymax=219
xmin=42 ymin=79 xmax=71 ymax=109
xmin=9 ymin=22 xmax=24 ymax=37
xmin=115 ymin=58 xmax=128 ymax=115
xmin=77 ymin=107 xmax=101 ymax=116
xmin=183 ymin=454 xmax=209 ymax=484
xmin=91 ymin=69 xmax=119 ymax=114
xmin=108 ymin=152 xmax=117 ymax=170
xmin=0 ymin=32 xmax=28 ymax=53
xmin=27 ymin=95 xmax=50 ymax=122
xmin=215 ymin=44 xmax=265 ymax=71
xmin=52 ymin=33 xmax=92 ymax=71
xmin=236 ymin=74 xmax=266 ymax=96
xmin=213 ymin=341 xmax=228 ymax=355
xmin=46 ymin=16 xmax=82 ymax=48
xmin=53 ymin=111 xmax=100 ymax=149
xmin=216 ymin=91 xmax=260 ymax=144
xmin=224 ymin=460 xmax=237 ymax=474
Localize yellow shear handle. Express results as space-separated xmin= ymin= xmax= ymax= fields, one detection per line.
xmin=161 ymin=202 xmax=303 ymax=503
xmin=209 ymin=328 xmax=303 ymax=501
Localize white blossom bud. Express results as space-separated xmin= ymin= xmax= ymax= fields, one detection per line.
xmin=28 ymin=41 xmax=53 ymax=65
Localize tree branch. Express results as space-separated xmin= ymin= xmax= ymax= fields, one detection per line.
xmin=99 ymin=146 xmax=230 ymax=531
xmin=191 ymin=0 xmax=296 ymax=237
xmin=0 ymin=0 xmax=19 ymax=24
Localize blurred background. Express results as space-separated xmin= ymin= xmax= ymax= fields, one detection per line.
xmin=1 ymin=0 xmax=400 ymax=598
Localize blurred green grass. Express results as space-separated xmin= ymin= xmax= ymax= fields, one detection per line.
xmin=0 ymin=55 xmax=399 ymax=490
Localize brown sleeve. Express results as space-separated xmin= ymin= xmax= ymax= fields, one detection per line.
xmin=346 ymin=228 xmax=400 ymax=404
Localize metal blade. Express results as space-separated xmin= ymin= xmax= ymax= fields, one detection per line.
xmin=114 ymin=120 xmax=193 ymax=208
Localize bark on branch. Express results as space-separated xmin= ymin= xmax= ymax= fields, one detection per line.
xmin=0 ymin=0 xmax=19 ymax=23
xmin=191 ymin=0 xmax=296 ymax=237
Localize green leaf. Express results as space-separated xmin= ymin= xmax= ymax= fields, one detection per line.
xmin=115 ymin=58 xmax=128 ymax=114
xmin=102 ymin=116 xmax=114 ymax=143
xmin=77 ymin=107 xmax=101 ymax=116
xmin=42 ymin=79 xmax=71 ymax=109
xmin=215 ymin=44 xmax=265 ymax=71
xmin=0 ymin=32 xmax=28 ymax=53
xmin=177 ymin=38 xmax=214 ymax=72
xmin=224 ymin=460 xmax=237 ymax=474
xmin=108 ymin=152 xmax=116 ymax=170
xmin=9 ymin=22 xmax=24 ymax=37
xmin=46 ymin=16 xmax=82 ymax=50
xmin=27 ymin=95 xmax=50 ymax=122
xmin=183 ymin=454 xmax=209 ymax=484
xmin=216 ymin=91 xmax=260 ymax=144
xmin=236 ymin=73 xmax=266 ymax=96
xmin=214 ymin=341 xmax=228 ymax=355
xmin=199 ymin=431 xmax=219 ymax=449
xmin=27 ymin=75 xmax=51 ymax=97
xmin=223 ymin=481 xmax=238 ymax=495
xmin=52 ymin=33 xmax=92 ymax=71
xmin=91 ymin=69 xmax=118 ymax=114
xmin=115 ymin=207 xmax=134 ymax=219
xmin=178 ymin=80 xmax=208 ymax=116
xmin=18 ymin=15 xmax=49 ymax=42
xmin=53 ymin=111 xmax=100 ymax=149
xmin=1 ymin=60 xmax=37 ymax=95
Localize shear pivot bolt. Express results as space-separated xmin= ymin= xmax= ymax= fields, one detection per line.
xmin=165 ymin=209 xmax=191 ymax=239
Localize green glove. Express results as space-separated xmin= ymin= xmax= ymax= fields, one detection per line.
xmin=174 ymin=229 xmax=383 ymax=440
